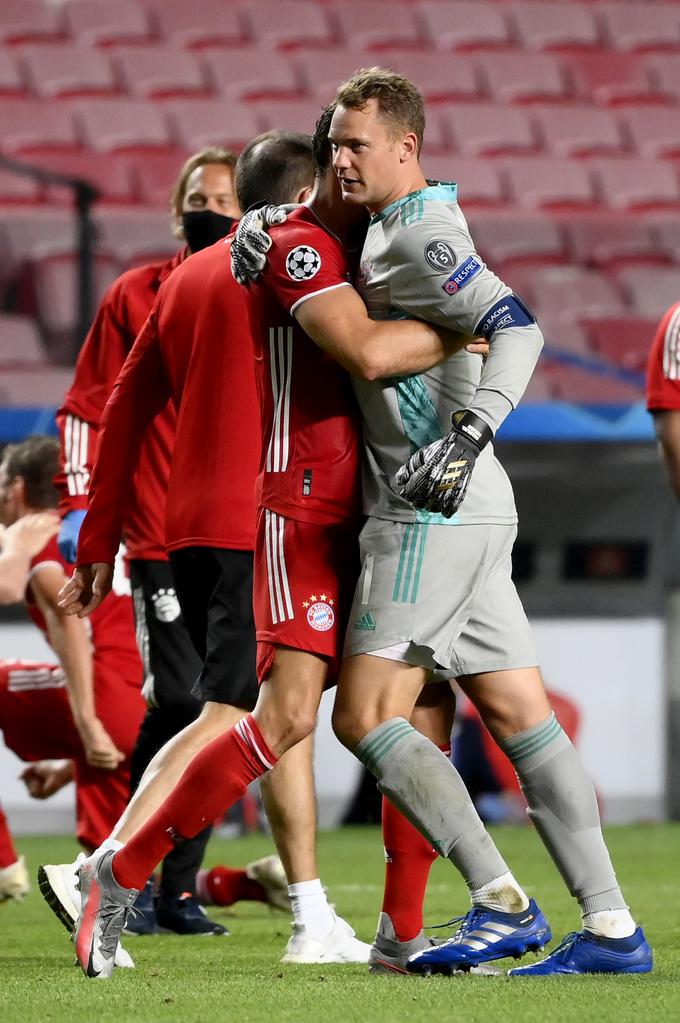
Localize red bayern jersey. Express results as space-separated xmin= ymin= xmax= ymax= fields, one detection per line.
xmin=245 ymin=206 xmax=362 ymax=526
xmin=646 ymin=300 xmax=680 ymax=411
xmin=26 ymin=537 xmax=142 ymax=683
xmin=77 ymin=237 xmax=261 ymax=566
xmin=56 ymin=250 xmax=186 ymax=561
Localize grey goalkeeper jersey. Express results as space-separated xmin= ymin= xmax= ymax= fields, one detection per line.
xmin=353 ymin=182 xmax=544 ymax=525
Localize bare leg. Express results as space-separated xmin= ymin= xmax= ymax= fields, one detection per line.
xmin=260 ymin=734 xmax=317 ymax=884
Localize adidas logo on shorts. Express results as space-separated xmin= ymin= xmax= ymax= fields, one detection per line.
xmin=354 ymin=612 xmax=376 ymax=631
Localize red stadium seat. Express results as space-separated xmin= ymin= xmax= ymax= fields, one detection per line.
xmin=112 ymin=46 xmax=208 ymax=99
xmin=0 ymin=47 xmax=25 ymax=96
xmin=533 ymin=106 xmax=624 ymax=157
xmin=151 ymin=2 xmax=246 ymax=49
xmin=522 ymin=371 xmax=554 ymax=402
xmin=1 ymin=209 xmax=77 ymax=264
xmin=0 ymin=99 xmax=78 ymax=153
xmin=418 ymin=2 xmax=512 ymax=52
xmin=543 ymin=364 xmax=643 ymax=404
xmin=467 ymin=212 xmax=566 ymax=265
xmin=166 ymin=100 xmax=259 ymax=151
xmin=0 ymin=366 xmax=77 ymax=406
xmin=653 ymin=218 xmax=680 ymax=263
xmin=533 ymin=313 xmax=590 ymax=356
xmin=646 ymin=55 xmax=680 ymax=103
xmin=0 ymin=168 xmax=40 ymax=203
xmin=0 ymin=1 xmax=62 ymax=45
xmin=333 ymin=3 xmax=426 ymax=51
xmin=94 ymin=208 xmax=176 ymax=264
xmin=132 ymin=151 xmax=193 ymax=208
xmin=583 ymin=316 xmax=658 ymax=373
xmin=314 ymin=50 xmax=484 ymax=104
xmin=502 ymin=158 xmax=595 ymax=209
xmin=621 ymin=106 xmax=680 ymax=159
xmin=565 ymin=53 xmax=660 ymax=106
xmin=443 ymin=104 xmax=536 ymax=156
xmin=294 ymin=50 xmax=375 ymax=105
xmin=245 ymin=2 xmax=336 ymax=50
xmin=508 ymin=265 xmax=625 ymax=318
xmin=564 ymin=216 xmax=660 ymax=268
xmin=34 ymin=254 xmax=120 ymax=342
xmin=36 ymin=152 xmax=136 ymax=205
xmin=17 ymin=44 xmax=117 ymax=98
xmin=424 ymin=158 xmax=505 ymax=206
xmin=599 ymin=2 xmax=680 ymax=53
xmin=511 ymin=3 xmax=601 ymax=52
xmin=61 ymin=0 xmax=152 ymax=47
xmin=73 ymin=99 xmax=172 ymax=152
xmin=0 ymin=314 xmax=46 ymax=364
xmin=477 ymin=54 xmax=568 ymax=104
xmin=253 ymin=99 xmax=326 ymax=135
xmin=204 ymin=49 xmax=300 ymax=102
xmin=593 ymin=158 xmax=680 ymax=210
xmin=615 ymin=266 xmax=680 ymax=318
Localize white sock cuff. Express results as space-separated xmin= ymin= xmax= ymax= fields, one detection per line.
xmin=288 ymin=878 xmax=324 ymax=898
xmin=95 ymin=837 xmax=124 ymax=857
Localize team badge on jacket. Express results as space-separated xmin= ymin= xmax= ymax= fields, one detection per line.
xmin=302 ymin=594 xmax=335 ymax=632
xmin=151 ymin=587 xmax=181 ymax=623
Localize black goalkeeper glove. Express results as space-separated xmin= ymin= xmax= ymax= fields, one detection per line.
xmin=230 ymin=204 xmax=294 ymax=285
xmin=395 ymin=410 xmax=493 ymax=518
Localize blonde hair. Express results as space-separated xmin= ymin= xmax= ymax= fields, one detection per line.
xmin=170 ymin=146 xmax=238 ymax=237
xmin=334 ymin=67 xmax=425 ymax=155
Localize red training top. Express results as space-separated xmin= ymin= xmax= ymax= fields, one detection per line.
xmin=245 ymin=206 xmax=362 ymax=525
xmin=55 ymin=251 xmax=186 ymax=561
xmin=646 ymin=300 xmax=680 ymax=412
xmin=77 ymin=237 xmax=261 ymax=566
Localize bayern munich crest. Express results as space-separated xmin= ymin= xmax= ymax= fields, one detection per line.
xmin=302 ymin=593 xmax=335 ymax=632
xmin=286 ymin=245 xmax=321 ymax=281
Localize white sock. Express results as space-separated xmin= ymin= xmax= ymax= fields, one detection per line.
xmin=470 ymin=871 xmax=530 ymax=913
xmin=288 ymin=879 xmax=335 ymax=939
xmin=582 ymin=909 xmax=636 ymax=939
xmin=92 ymin=838 xmax=124 ymax=860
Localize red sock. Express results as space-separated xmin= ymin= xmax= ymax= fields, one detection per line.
xmin=0 ymin=807 xmax=19 ymax=869
xmin=380 ymin=742 xmax=450 ymax=942
xmin=112 ymin=716 xmax=276 ymax=891
xmin=199 ymin=866 xmax=267 ymax=907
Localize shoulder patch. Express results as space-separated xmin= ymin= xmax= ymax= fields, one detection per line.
xmin=424 ymin=239 xmax=457 ymax=273
xmin=441 ymin=255 xmax=483 ymax=295
xmin=286 ymin=246 xmax=321 ymax=281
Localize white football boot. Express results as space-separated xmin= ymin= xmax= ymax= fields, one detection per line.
xmin=246 ymin=855 xmax=290 ymax=912
xmin=282 ymin=911 xmax=371 ymax=964
xmin=0 ymin=855 xmax=30 ymax=903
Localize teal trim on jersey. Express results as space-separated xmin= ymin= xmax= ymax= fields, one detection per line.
xmin=392 ymin=524 xmax=429 ymax=604
xmin=372 ymin=183 xmax=459 ymax=224
xmin=395 ymin=374 xmax=442 ymax=453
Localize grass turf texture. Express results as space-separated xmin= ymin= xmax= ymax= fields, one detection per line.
xmin=0 ymin=825 xmax=677 ymax=1023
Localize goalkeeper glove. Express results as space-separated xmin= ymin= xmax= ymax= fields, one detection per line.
xmin=230 ymin=204 xmax=293 ymax=285
xmin=395 ymin=410 xmax=493 ymax=519
xmin=57 ymin=509 xmax=87 ymax=564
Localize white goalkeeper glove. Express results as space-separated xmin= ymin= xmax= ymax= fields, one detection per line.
xmin=230 ymin=204 xmax=295 ymax=285
xmin=395 ymin=410 xmax=493 ymax=518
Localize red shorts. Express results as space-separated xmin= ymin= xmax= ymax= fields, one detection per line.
xmin=0 ymin=659 xmax=145 ymax=849
xmin=253 ymin=509 xmax=359 ymax=686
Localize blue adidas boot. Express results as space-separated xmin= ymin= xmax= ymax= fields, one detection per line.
xmin=509 ymin=927 xmax=652 ymax=976
xmin=123 ymin=879 xmax=159 ymax=936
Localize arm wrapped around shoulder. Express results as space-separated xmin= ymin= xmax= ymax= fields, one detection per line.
xmin=395 ymin=410 xmax=493 ymax=518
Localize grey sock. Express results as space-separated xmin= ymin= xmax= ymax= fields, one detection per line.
xmin=356 ymin=718 xmax=509 ymax=890
xmin=502 ymin=713 xmax=627 ymax=915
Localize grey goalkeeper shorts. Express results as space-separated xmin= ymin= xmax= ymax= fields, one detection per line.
xmin=344 ymin=517 xmax=537 ymax=678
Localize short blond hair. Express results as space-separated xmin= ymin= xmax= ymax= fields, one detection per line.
xmin=170 ymin=146 xmax=237 ymax=237
xmin=334 ymin=67 xmax=425 ymax=155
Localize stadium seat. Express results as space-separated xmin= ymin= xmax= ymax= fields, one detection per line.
xmin=0 ymin=1 xmax=62 ymax=45
xmin=593 ymin=159 xmax=680 ymax=210
xmin=112 ymin=46 xmax=208 ymax=98
xmin=467 ymin=212 xmax=566 ymax=265
xmin=621 ymin=106 xmax=680 ymax=159
xmin=653 ymin=219 xmax=680 ymax=263
xmin=0 ymin=47 xmax=25 ymax=95
xmin=0 ymin=313 xmax=46 ymax=364
xmin=61 ymin=0 xmax=152 ymax=47
xmin=204 ymin=49 xmax=300 ymax=101
xmin=294 ymin=50 xmax=373 ymax=105
xmin=0 ymin=99 xmax=78 ymax=153
xmin=615 ymin=266 xmax=680 ymax=319
xmin=0 ymin=366 xmax=77 ymax=406
xmin=424 ymin=158 xmax=505 ymax=206
xmin=443 ymin=104 xmax=536 ymax=156
xmin=522 ymin=371 xmax=553 ymax=402
xmin=167 ymin=100 xmax=260 ymax=151
xmin=245 ymin=2 xmax=336 ymax=50
xmin=73 ymin=99 xmax=172 ymax=152
xmin=533 ymin=313 xmax=591 ymax=356
xmin=333 ymin=3 xmax=426 ymax=51
xmin=502 ymin=158 xmax=595 ymax=209
xmin=583 ymin=316 xmax=658 ymax=373
xmin=151 ymin=2 xmax=246 ymax=49
xmin=533 ymin=106 xmax=624 ymax=157
xmin=565 ymin=216 xmax=660 ymax=268
xmin=131 ymin=151 xmax=191 ymax=208
xmin=1 ymin=209 xmax=77 ymax=265
xmin=33 ymin=253 xmax=120 ymax=341
xmin=565 ymin=53 xmax=661 ymax=106
xmin=599 ymin=2 xmax=680 ymax=53
xmin=0 ymin=168 xmax=40 ymax=203
xmin=253 ymin=99 xmax=326 ymax=135
xmin=646 ymin=55 xmax=680 ymax=103
xmin=418 ymin=2 xmax=513 ymax=52
xmin=94 ymin=208 xmax=178 ymax=264
xmin=511 ymin=3 xmax=601 ymax=51
xmin=319 ymin=50 xmax=483 ymax=104
xmin=543 ymin=363 xmax=644 ymax=404
xmin=507 ymin=265 xmax=625 ymax=319
xmin=17 ymin=44 xmax=118 ymax=98
xmin=477 ymin=54 xmax=568 ymax=104
xmin=35 ymin=152 xmax=136 ymax=205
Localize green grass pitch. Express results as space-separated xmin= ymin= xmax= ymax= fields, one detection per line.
xmin=1 ymin=824 xmax=678 ymax=1023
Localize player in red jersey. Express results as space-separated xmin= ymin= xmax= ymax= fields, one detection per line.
xmin=59 ymin=113 xmax=473 ymax=978
xmin=646 ymin=300 xmax=680 ymax=499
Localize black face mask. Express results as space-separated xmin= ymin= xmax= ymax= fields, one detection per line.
xmin=182 ymin=210 xmax=236 ymax=253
